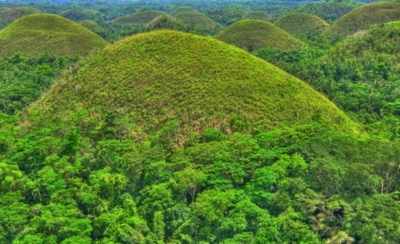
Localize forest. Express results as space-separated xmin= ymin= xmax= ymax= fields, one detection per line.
xmin=0 ymin=0 xmax=400 ymax=243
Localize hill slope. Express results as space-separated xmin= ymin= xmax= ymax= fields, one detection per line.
xmin=329 ymin=2 xmax=400 ymax=39
xmin=0 ymin=14 xmax=107 ymax=57
xmin=217 ymin=19 xmax=305 ymax=52
xmin=276 ymin=13 xmax=329 ymax=41
xmin=29 ymin=30 xmax=356 ymax=140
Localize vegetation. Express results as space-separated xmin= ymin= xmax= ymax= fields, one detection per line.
xmin=329 ymin=2 xmax=400 ymax=39
xmin=0 ymin=6 xmax=40 ymax=28
xmin=0 ymin=14 xmax=107 ymax=57
xmin=1 ymin=109 xmax=399 ymax=243
xmin=276 ymin=13 xmax=329 ymax=42
xmin=0 ymin=54 xmax=74 ymax=115
xmin=0 ymin=1 xmax=400 ymax=243
xmin=174 ymin=7 xmax=220 ymax=34
xmin=217 ymin=19 xmax=305 ymax=52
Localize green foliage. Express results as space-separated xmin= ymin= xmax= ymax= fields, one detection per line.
xmin=217 ymin=19 xmax=306 ymax=52
xmin=0 ymin=54 xmax=74 ymax=114
xmin=0 ymin=112 xmax=398 ymax=243
xmin=0 ymin=13 xmax=107 ymax=57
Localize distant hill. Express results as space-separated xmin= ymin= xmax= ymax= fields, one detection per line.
xmin=174 ymin=8 xmax=220 ymax=34
xmin=112 ymin=10 xmax=165 ymax=26
xmin=276 ymin=13 xmax=329 ymax=41
xmin=28 ymin=30 xmax=357 ymax=141
xmin=294 ymin=1 xmax=357 ymax=22
xmin=0 ymin=6 xmax=40 ymax=28
xmin=244 ymin=11 xmax=271 ymax=21
xmin=217 ymin=19 xmax=305 ymax=52
xmin=146 ymin=14 xmax=185 ymax=31
xmin=60 ymin=8 xmax=103 ymax=21
xmin=0 ymin=14 xmax=107 ymax=57
xmin=329 ymin=2 xmax=400 ymax=39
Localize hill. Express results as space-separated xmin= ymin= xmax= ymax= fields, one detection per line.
xmin=145 ymin=14 xmax=185 ymax=31
xmin=112 ymin=10 xmax=165 ymax=26
xmin=174 ymin=8 xmax=220 ymax=34
xmin=329 ymin=2 xmax=400 ymax=39
xmin=276 ymin=13 xmax=329 ymax=41
xmin=217 ymin=19 xmax=305 ymax=52
xmin=329 ymin=21 xmax=400 ymax=58
xmin=0 ymin=14 xmax=107 ymax=57
xmin=245 ymin=11 xmax=271 ymax=21
xmin=294 ymin=1 xmax=357 ymax=21
xmin=28 ymin=30 xmax=356 ymax=140
xmin=61 ymin=8 xmax=103 ymax=21
xmin=0 ymin=6 xmax=40 ymax=28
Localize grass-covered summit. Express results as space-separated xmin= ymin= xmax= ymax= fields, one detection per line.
xmin=276 ymin=13 xmax=329 ymax=41
xmin=329 ymin=2 xmax=400 ymax=39
xmin=0 ymin=13 xmax=107 ymax=57
xmin=217 ymin=19 xmax=305 ymax=52
xmin=29 ymin=30 xmax=356 ymax=140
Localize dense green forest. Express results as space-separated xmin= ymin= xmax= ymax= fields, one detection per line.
xmin=0 ymin=0 xmax=400 ymax=243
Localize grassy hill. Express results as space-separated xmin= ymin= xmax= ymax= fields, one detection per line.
xmin=329 ymin=21 xmax=400 ymax=58
xmin=112 ymin=10 xmax=165 ymax=26
xmin=0 ymin=6 xmax=40 ymax=28
xmin=79 ymin=19 xmax=106 ymax=37
xmin=294 ymin=1 xmax=357 ymax=21
xmin=0 ymin=14 xmax=107 ymax=57
xmin=61 ymin=8 xmax=103 ymax=21
xmin=28 ymin=30 xmax=357 ymax=141
xmin=146 ymin=14 xmax=185 ymax=31
xmin=217 ymin=19 xmax=305 ymax=52
xmin=329 ymin=2 xmax=400 ymax=39
xmin=276 ymin=13 xmax=329 ymax=41
xmin=174 ymin=8 xmax=220 ymax=34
